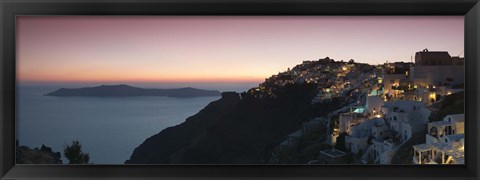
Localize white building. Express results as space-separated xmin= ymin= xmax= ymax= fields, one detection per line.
xmin=382 ymin=62 xmax=412 ymax=100
xmin=383 ymin=100 xmax=430 ymax=142
xmin=412 ymin=114 xmax=464 ymax=164
xmin=425 ymin=114 xmax=464 ymax=145
xmin=366 ymin=95 xmax=384 ymax=116
xmin=329 ymin=128 xmax=340 ymax=145
xmin=407 ymin=49 xmax=465 ymax=103
xmin=345 ymin=118 xmax=385 ymax=154
xmin=409 ymin=66 xmax=464 ymax=87
xmin=338 ymin=111 xmax=366 ymax=135
xmin=346 ymin=100 xmax=431 ymax=164
xmin=345 ymin=136 xmax=369 ymax=154
xmin=371 ymin=139 xmax=397 ymax=164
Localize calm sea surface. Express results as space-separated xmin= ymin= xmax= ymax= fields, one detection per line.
xmin=16 ymin=86 xmax=228 ymax=164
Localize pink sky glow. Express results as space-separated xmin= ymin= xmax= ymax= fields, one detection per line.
xmin=17 ymin=16 xmax=464 ymax=84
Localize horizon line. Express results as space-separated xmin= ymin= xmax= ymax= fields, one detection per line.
xmin=18 ymin=78 xmax=265 ymax=83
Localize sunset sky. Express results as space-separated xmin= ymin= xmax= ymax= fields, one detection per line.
xmin=17 ymin=16 xmax=464 ymax=87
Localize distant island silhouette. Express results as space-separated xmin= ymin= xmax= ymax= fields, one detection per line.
xmin=45 ymin=84 xmax=221 ymax=98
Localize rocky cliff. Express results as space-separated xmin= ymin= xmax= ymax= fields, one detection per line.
xmin=126 ymin=83 xmax=318 ymax=164
xmin=16 ymin=143 xmax=63 ymax=164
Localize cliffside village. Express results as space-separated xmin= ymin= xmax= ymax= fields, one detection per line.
xmin=257 ymin=49 xmax=465 ymax=164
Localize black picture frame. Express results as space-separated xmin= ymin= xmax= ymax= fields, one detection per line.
xmin=1 ymin=0 xmax=479 ymax=179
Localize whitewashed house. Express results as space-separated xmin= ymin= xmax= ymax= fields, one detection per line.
xmin=346 ymin=118 xmax=385 ymax=155
xmin=366 ymin=95 xmax=384 ymax=116
xmin=338 ymin=111 xmax=366 ymax=135
xmin=383 ymin=100 xmax=430 ymax=143
xmin=371 ymin=139 xmax=397 ymax=164
xmin=349 ymin=100 xmax=431 ymax=164
xmin=412 ymin=114 xmax=464 ymax=164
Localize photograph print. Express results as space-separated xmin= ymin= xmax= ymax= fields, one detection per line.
xmin=16 ymin=16 xmax=465 ymax=165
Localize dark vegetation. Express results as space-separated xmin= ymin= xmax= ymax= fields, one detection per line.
xmin=64 ymin=140 xmax=90 ymax=164
xmin=357 ymin=63 xmax=376 ymax=73
xmin=429 ymin=91 xmax=464 ymax=122
xmin=16 ymin=140 xmax=91 ymax=164
xmin=16 ymin=141 xmax=62 ymax=164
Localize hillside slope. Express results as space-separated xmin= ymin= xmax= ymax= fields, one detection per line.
xmin=126 ymin=84 xmax=318 ymax=164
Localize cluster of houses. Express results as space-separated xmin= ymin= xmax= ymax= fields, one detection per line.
xmin=310 ymin=61 xmax=376 ymax=104
xmin=337 ymin=99 xmax=431 ymax=164
xmin=381 ymin=49 xmax=464 ymax=104
xmin=412 ymin=114 xmax=464 ymax=164
xmin=268 ymin=49 xmax=464 ymax=165
xmin=248 ymin=57 xmax=376 ymax=101
xmin=325 ymin=49 xmax=465 ymax=164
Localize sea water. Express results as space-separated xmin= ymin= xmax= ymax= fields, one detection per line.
xmin=16 ymin=85 xmax=230 ymax=164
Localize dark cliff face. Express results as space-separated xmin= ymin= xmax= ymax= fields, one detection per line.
xmin=125 ymin=84 xmax=317 ymax=164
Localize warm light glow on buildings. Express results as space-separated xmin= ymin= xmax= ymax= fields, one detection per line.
xmin=429 ymin=92 xmax=436 ymax=102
